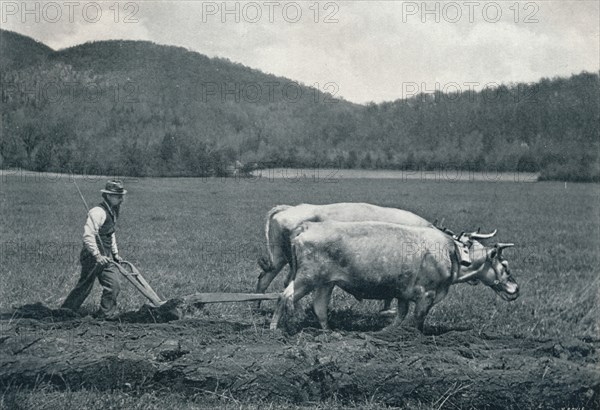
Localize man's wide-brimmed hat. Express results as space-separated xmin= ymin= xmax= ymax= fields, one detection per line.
xmin=101 ymin=180 xmax=127 ymax=195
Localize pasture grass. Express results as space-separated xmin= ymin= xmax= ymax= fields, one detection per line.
xmin=1 ymin=174 xmax=599 ymax=340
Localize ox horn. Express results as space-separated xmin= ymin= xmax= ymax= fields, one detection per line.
xmin=494 ymin=243 xmax=515 ymax=257
xmin=495 ymin=243 xmax=515 ymax=250
xmin=433 ymin=218 xmax=456 ymax=237
xmin=468 ymin=229 xmax=497 ymax=240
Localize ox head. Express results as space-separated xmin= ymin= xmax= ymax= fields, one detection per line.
xmin=456 ymin=243 xmax=519 ymax=301
xmin=479 ymin=243 xmax=519 ymax=301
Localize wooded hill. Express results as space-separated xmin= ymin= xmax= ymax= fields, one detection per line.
xmin=1 ymin=30 xmax=598 ymax=181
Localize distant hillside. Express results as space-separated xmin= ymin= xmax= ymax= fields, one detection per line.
xmin=1 ymin=29 xmax=598 ymax=181
xmin=0 ymin=30 xmax=53 ymax=70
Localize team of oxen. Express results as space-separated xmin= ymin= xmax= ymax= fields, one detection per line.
xmin=256 ymin=203 xmax=520 ymax=332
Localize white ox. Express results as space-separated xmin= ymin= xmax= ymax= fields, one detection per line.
xmin=257 ymin=203 xmax=433 ymax=306
xmin=270 ymin=221 xmax=519 ymax=332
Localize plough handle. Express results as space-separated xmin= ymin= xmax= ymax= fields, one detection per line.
xmin=114 ymin=260 xmax=165 ymax=307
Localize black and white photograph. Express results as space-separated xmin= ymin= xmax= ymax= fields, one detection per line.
xmin=1 ymin=1 xmax=598 ymax=408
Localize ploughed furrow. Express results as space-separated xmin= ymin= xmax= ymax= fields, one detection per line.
xmin=0 ymin=305 xmax=598 ymax=408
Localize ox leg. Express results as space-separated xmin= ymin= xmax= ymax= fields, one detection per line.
xmin=414 ymin=291 xmax=436 ymax=332
xmin=391 ymin=299 xmax=410 ymax=327
xmin=256 ymin=259 xmax=287 ymax=293
xmin=255 ymin=258 xmax=288 ymax=309
xmin=283 ymin=269 xmax=294 ymax=288
xmin=270 ymin=279 xmax=313 ymax=330
xmin=312 ymin=284 xmax=334 ymax=330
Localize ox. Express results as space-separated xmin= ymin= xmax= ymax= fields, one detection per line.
xmin=256 ymin=203 xmax=434 ymax=310
xmin=270 ymin=221 xmax=519 ymax=332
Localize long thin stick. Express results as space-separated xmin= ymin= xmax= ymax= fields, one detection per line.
xmin=73 ymin=179 xmax=108 ymax=257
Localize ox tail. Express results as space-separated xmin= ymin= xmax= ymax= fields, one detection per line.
xmin=258 ymin=205 xmax=293 ymax=272
xmin=287 ymin=224 xmax=308 ymax=284
xmin=289 ymin=242 xmax=299 ymax=284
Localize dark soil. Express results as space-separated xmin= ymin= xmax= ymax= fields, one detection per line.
xmin=1 ymin=303 xmax=598 ymax=409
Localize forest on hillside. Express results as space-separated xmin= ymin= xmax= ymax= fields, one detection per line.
xmin=1 ymin=30 xmax=598 ymax=181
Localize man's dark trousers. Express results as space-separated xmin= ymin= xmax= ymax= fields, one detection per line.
xmin=62 ymin=248 xmax=121 ymax=317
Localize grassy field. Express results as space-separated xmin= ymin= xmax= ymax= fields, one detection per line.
xmin=2 ymin=172 xmax=598 ymax=339
xmin=1 ymin=172 xmax=599 ymax=409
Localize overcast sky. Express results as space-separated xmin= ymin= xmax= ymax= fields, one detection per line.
xmin=2 ymin=1 xmax=598 ymax=103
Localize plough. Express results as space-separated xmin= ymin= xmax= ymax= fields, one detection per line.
xmin=114 ymin=260 xmax=279 ymax=316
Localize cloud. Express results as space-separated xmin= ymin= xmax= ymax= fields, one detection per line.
xmin=3 ymin=0 xmax=598 ymax=103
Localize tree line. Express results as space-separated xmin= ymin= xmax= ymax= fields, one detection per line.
xmin=1 ymin=31 xmax=598 ymax=181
